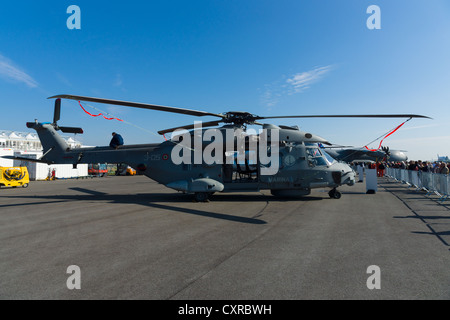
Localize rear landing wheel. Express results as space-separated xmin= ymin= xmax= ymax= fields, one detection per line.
xmin=328 ymin=188 xmax=341 ymax=199
xmin=194 ymin=192 xmax=209 ymax=202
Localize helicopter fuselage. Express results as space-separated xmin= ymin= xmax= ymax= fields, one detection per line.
xmin=26 ymin=122 xmax=355 ymax=200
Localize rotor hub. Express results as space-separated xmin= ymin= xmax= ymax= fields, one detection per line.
xmin=223 ymin=112 xmax=258 ymax=126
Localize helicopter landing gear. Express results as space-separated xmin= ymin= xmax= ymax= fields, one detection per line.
xmin=194 ymin=192 xmax=210 ymax=202
xmin=328 ymin=188 xmax=341 ymax=199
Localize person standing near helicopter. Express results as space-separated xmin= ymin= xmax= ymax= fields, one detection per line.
xmin=376 ymin=161 xmax=385 ymax=177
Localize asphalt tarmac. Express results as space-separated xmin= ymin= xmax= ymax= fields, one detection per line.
xmin=1 ymin=175 xmax=449 ymax=299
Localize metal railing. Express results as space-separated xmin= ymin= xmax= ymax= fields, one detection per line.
xmin=385 ymin=168 xmax=450 ymax=202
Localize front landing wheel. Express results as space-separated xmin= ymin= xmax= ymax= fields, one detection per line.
xmin=328 ymin=188 xmax=342 ymax=199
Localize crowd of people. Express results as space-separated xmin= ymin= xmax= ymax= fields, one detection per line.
xmin=351 ymin=160 xmax=450 ymax=177
xmin=386 ymin=160 xmax=449 ymax=174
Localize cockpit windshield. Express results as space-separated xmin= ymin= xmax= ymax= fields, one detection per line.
xmin=321 ymin=149 xmax=337 ymax=165
xmin=305 ymin=143 xmax=336 ymax=167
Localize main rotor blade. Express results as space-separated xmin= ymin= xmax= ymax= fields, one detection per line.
xmin=255 ymin=114 xmax=432 ymax=120
xmin=48 ymin=94 xmax=225 ymax=119
xmin=158 ymin=120 xmax=224 ymax=135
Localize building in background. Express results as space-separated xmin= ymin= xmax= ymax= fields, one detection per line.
xmin=0 ymin=130 xmax=88 ymax=180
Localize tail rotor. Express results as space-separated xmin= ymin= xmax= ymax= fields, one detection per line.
xmin=51 ymin=98 xmax=83 ymax=134
xmin=53 ymin=98 xmax=61 ymax=125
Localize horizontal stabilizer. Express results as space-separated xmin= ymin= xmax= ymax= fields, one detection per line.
xmin=59 ymin=126 xmax=84 ymax=134
xmin=1 ymin=156 xmax=53 ymax=165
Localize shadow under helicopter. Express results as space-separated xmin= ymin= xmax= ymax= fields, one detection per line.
xmin=1 ymin=187 xmax=327 ymax=225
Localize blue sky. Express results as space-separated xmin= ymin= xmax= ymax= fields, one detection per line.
xmin=1 ymin=0 xmax=449 ymax=160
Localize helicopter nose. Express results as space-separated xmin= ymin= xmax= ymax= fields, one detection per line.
xmin=334 ymin=163 xmax=356 ymax=186
xmin=344 ymin=167 xmax=356 ymax=186
xmin=346 ymin=174 xmax=356 ymax=186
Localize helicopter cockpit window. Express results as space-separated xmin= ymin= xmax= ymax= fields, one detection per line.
xmin=306 ymin=146 xmax=329 ymax=167
xmin=321 ymin=149 xmax=337 ymax=165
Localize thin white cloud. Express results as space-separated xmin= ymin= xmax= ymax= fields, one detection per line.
xmin=394 ymin=123 xmax=441 ymax=131
xmin=260 ymin=65 xmax=333 ymax=109
xmin=260 ymin=82 xmax=282 ymax=109
xmin=372 ymin=123 xmax=441 ymax=137
xmin=286 ymin=65 xmax=333 ymax=94
xmin=113 ymin=73 xmax=123 ymax=87
xmin=388 ymin=135 xmax=450 ymax=144
xmin=55 ymin=72 xmax=73 ymax=87
xmin=0 ymin=53 xmax=38 ymax=88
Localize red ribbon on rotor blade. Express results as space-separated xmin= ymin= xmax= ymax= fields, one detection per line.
xmin=364 ymin=118 xmax=410 ymax=151
xmin=78 ymin=101 xmax=123 ymax=122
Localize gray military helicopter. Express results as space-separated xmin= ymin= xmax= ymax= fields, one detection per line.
xmin=324 ymin=146 xmax=408 ymax=163
xmin=10 ymin=94 xmax=430 ymax=201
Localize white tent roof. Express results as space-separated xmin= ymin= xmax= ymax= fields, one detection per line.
xmin=25 ymin=133 xmax=38 ymax=140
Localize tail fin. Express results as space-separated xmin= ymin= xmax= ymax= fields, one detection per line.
xmin=22 ymin=99 xmax=84 ymax=163
xmin=26 ymin=122 xmax=70 ymax=163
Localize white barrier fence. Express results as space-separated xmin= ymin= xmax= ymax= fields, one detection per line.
xmin=385 ymin=168 xmax=450 ymax=202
